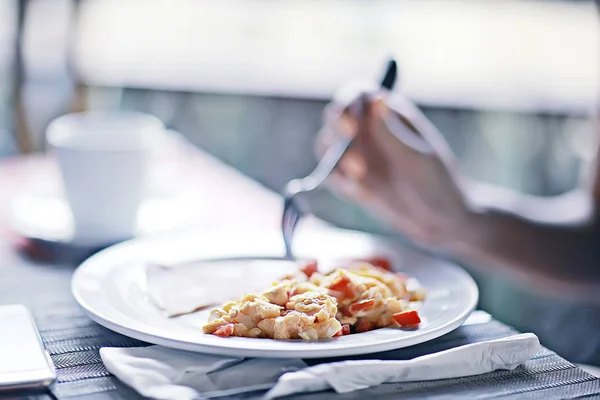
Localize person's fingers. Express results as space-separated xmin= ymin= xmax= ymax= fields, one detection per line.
xmin=321 ymin=89 xmax=448 ymax=197
xmin=322 ymin=102 xmax=343 ymax=126
xmin=349 ymin=97 xmax=392 ymax=185
xmin=315 ymin=110 xmax=358 ymax=158
xmin=331 ymin=81 xmax=378 ymax=112
xmin=327 ymin=171 xmax=372 ymax=202
xmin=323 ymin=81 xmax=376 ymax=127
xmin=317 ymin=82 xmax=378 ymax=158
xmin=338 ymin=151 xmax=367 ymax=183
xmin=371 ymin=97 xmax=434 ymax=155
xmin=329 ymin=169 xmax=427 ymax=243
xmin=325 ymin=90 xmax=444 ymax=164
xmin=338 ymin=113 xmax=358 ymax=138
xmin=383 ymin=94 xmax=461 ymax=160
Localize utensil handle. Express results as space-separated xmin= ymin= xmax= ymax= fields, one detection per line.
xmin=311 ymin=58 xmax=398 ymax=185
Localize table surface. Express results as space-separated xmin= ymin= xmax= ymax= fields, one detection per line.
xmin=1 ymin=147 xmax=599 ymax=400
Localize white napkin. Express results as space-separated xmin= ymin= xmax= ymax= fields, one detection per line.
xmin=101 ymin=333 xmax=539 ymax=399
xmin=100 ymin=346 xmax=307 ymax=400
xmin=266 ymin=333 xmax=540 ymax=398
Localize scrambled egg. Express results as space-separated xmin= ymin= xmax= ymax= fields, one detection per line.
xmin=203 ymin=260 xmax=425 ymax=339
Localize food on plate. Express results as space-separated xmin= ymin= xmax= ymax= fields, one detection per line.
xmin=203 ymin=259 xmax=425 ymax=339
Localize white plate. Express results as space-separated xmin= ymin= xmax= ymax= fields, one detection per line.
xmin=72 ymin=227 xmax=478 ymax=358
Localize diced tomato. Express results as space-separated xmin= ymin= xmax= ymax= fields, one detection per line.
xmin=328 ymin=276 xmax=354 ymax=299
xmin=356 ymin=257 xmax=393 ymax=271
xmin=392 ymin=310 xmax=421 ymax=327
xmin=329 ymin=276 xmax=350 ymax=292
xmin=355 ymin=320 xmax=373 ymax=333
xmin=349 ymin=299 xmax=375 ymax=314
xmin=338 ymin=307 xmax=351 ymax=318
xmin=341 ymin=324 xmax=351 ymax=335
xmin=213 ymin=324 xmax=234 ymax=337
xmin=301 ymin=260 xmax=318 ymax=278
xmin=333 ymin=330 xmax=343 ymax=337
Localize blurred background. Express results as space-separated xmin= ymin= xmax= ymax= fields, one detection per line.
xmin=0 ymin=0 xmax=599 ymax=349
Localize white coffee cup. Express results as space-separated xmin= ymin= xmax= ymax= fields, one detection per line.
xmin=47 ymin=111 xmax=164 ymax=246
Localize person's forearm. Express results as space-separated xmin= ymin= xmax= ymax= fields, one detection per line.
xmin=465 ymin=180 xmax=593 ymax=225
xmin=447 ymin=192 xmax=600 ymax=302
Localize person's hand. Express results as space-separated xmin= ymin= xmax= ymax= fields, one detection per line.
xmin=318 ymin=86 xmax=474 ymax=247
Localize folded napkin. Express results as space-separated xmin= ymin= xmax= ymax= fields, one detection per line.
xmin=101 ymin=333 xmax=540 ymax=400
xmin=100 ymin=346 xmax=307 ymax=400
xmin=267 ymin=333 xmax=539 ymax=398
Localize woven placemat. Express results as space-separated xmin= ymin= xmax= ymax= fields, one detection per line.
xmin=2 ymin=252 xmax=599 ymax=400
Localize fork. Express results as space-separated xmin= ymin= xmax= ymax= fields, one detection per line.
xmin=281 ymin=59 xmax=398 ymax=260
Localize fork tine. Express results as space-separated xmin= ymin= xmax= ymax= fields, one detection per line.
xmin=282 ymin=196 xmax=303 ymax=260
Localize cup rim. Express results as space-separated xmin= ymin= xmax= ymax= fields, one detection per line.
xmin=47 ymin=111 xmax=164 ymax=152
